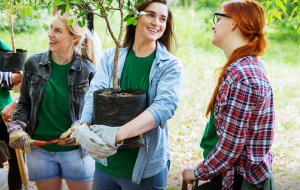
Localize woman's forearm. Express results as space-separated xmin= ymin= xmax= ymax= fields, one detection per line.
xmin=115 ymin=110 xmax=156 ymax=142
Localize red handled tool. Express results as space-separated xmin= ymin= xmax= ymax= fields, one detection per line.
xmin=30 ymin=137 xmax=68 ymax=146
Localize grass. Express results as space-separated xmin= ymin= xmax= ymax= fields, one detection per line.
xmin=1 ymin=7 xmax=300 ymax=190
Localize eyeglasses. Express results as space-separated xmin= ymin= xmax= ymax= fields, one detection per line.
xmin=213 ymin=13 xmax=231 ymax=25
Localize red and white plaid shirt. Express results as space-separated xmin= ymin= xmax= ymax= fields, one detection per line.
xmin=194 ymin=55 xmax=275 ymax=190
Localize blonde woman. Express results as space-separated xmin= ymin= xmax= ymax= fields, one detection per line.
xmin=7 ymin=10 xmax=96 ymax=190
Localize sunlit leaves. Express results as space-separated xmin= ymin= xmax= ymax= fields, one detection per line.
xmin=52 ymin=0 xmax=65 ymax=6
xmin=268 ymin=12 xmax=273 ymax=23
xmin=68 ymin=18 xmax=74 ymax=25
xmin=273 ymin=10 xmax=282 ymax=20
xmin=127 ymin=17 xmax=137 ymax=25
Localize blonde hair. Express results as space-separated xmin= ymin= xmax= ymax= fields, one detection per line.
xmin=56 ymin=10 xmax=96 ymax=65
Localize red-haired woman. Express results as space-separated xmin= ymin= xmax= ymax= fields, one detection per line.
xmin=182 ymin=1 xmax=275 ymax=190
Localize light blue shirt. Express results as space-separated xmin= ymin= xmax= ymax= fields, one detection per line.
xmin=80 ymin=42 xmax=183 ymax=184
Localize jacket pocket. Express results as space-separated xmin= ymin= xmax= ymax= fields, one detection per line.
xmin=27 ymin=73 xmax=42 ymax=99
xmin=74 ymin=81 xmax=89 ymax=105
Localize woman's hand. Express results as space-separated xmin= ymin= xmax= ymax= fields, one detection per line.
xmin=1 ymin=100 xmax=18 ymax=121
xmin=7 ymin=120 xmax=32 ymax=154
xmin=11 ymin=71 xmax=22 ymax=84
xmin=57 ymin=120 xmax=81 ymax=146
xmin=182 ymin=167 xmax=197 ymax=184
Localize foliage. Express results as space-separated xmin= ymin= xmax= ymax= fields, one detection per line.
xmin=169 ymin=0 xmax=224 ymax=9
xmin=51 ymin=0 xmax=144 ymax=89
xmin=0 ymin=8 xmax=52 ymax=33
xmin=0 ymin=0 xmax=45 ymax=52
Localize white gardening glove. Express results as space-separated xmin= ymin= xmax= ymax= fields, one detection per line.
xmin=90 ymin=125 xmax=123 ymax=148
xmin=74 ymin=124 xmax=122 ymax=159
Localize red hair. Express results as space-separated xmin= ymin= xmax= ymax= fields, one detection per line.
xmin=206 ymin=0 xmax=267 ymax=117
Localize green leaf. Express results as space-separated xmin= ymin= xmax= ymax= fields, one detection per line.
xmin=25 ymin=6 xmax=31 ymax=17
xmin=272 ymin=10 xmax=281 ymax=20
xmin=97 ymin=4 xmax=100 ymax=9
xmin=47 ymin=1 xmax=52 ymax=8
xmin=297 ymin=39 xmax=300 ymax=48
xmin=78 ymin=20 xmax=83 ymax=27
xmin=137 ymin=0 xmax=142 ymax=5
xmin=70 ymin=0 xmax=83 ymax=5
xmin=66 ymin=4 xmax=70 ymax=13
xmin=33 ymin=5 xmax=38 ymax=11
xmin=60 ymin=9 xmax=65 ymax=16
xmin=52 ymin=0 xmax=65 ymax=6
xmin=268 ymin=12 xmax=273 ymax=23
xmin=124 ymin=14 xmax=131 ymax=22
xmin=127 ymin=17 xmax=137 ymax=25
xmin=21 ymin=8 xmax=26 ymax=18
xmin=68 ymin=18 xmax=74 ymax=25
xmin=289 ymin=7 xmax=297 ymax=20
xmin=82 ymin=19 xmax=85 ymax=26
xmin=297 ymin=23 xmax=300 ymax=34
xmin=278 ymin=1 xmax=286 ymax=13
xmin=100 ymin=9 xmax=104 ymax=16
xmin=80 ymin=12 xmax=88 ymax=16
xmin=106 ymin=7 xmax=110 ymax=11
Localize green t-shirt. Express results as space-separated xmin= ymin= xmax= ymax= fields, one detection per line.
xmin=200 ymin=105 xmax=219 ymax=159
xmin=0 ymin=40 xmax=13 ymax=113
xmin=96 ymin=47 xmax=156 ymax=179
xmin=32 ymin=55 xmax=78 ymax=152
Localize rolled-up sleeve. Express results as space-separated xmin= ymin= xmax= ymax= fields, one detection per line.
xmin=147 ymin=58 xmax=183 ymax=129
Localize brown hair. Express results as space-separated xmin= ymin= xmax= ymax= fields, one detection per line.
xmin=206 ymin=0 xmax=267 ymax=117
xmin=122 ymin=0 xmax=177 ymax=53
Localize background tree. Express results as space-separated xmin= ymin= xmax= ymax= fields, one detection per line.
xmin=0 ymin=0 xmax=44 ymax=53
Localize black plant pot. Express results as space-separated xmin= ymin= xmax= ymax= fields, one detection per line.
xmin=0 ymin=49 xmax=27 ymax=72
xmin=93 ymin=88 xmax=146 ymax=149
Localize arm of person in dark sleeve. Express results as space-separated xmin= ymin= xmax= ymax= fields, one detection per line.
xmin=0 ymin=71 xmax=13 ymax=89
xmin=11 ymin=60 xmax=31 ymax=127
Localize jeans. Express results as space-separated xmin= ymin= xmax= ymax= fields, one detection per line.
xmin=92 ymin=161 xmax=170 ymax=190
xmin=26 ymin=146 xmax=95 ymax=182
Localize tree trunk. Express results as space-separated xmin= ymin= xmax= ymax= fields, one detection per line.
xmin=112 ymin=0 xmax=125 ymax=89
xmin=9 ymin=0 xmax=16 ymax=53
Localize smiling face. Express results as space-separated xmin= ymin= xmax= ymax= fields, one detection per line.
xmin=211 ymin=9 xmax=234 ymax=48
xmin=48 ymin=16 xmax=78 ymax=54
xmin=135 ymin=2 xmax=168 ymax=43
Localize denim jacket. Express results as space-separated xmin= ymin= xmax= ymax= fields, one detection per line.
xmin=12 ymin=50 xmax=96 ymax=136
xmin=81 ymin=42 xmax=183 ymax=184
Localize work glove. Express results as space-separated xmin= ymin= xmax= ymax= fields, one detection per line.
xmin=57 ymin=120 xmax=80 ymax=146
xmin=74 ymin=124 xmax=123 ymax=159
xmin=7 ymin=121 xmax=34 ymax=154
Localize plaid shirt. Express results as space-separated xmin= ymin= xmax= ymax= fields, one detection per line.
xmin=194 ymin=56 xmax=275 ymax=190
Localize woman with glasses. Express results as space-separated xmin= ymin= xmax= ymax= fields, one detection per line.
xmin=78 ymin=0 xmax=183 ymax=189
xmin=182 ymin=1 xmax=275 ymax=190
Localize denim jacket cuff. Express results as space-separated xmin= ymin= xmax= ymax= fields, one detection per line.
xmin=147 ymin=107 xmax=161 ymax=128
